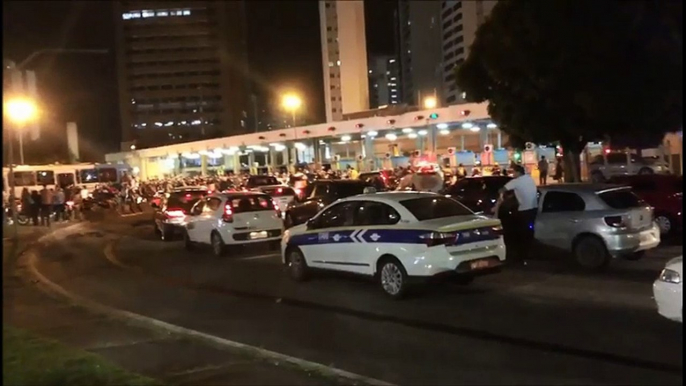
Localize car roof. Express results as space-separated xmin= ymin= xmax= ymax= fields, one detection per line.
xmin=314 ymin=179 xmax=369 ymax=184
xmin=254 ymin=184 xmax=290 ymax=189
xmin=171 ymin=186 xmax=208 ymax=192
xmin=538 ymin=183 xmax=629 ymax=194
xmin=338 ymin=191 xmax=440 ymax=204
xmin=211 ymin=191 xmax=268 ymax=198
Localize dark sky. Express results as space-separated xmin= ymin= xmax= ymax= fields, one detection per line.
xmin=3 ymin=0 xmax=396 ymax=162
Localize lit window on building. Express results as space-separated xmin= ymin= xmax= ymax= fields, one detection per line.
xmin=336 ymin=60 xmax=341 ymax=66
xmin=123 ymin=9 xmax=191 ymax=20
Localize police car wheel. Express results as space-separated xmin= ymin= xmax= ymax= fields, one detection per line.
xmin=378 ymin=258 xmax=408 ymax=299
xmin=183 ymin=231 xmax=195 ymax=251
xmin=211 ymin=232 xmax=226 ymax=257
xmin=286 ymin=248 xmax=309 ymax=281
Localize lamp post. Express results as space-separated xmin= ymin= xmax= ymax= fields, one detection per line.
xmin=4 ymin=98 xmax=38 ymax=238
xmin=423 ymin=96 xmax=438 ymax=159
xmin=281 ymin=93 xmax=302 ymax=127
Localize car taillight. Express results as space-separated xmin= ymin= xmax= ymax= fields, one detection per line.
xmin=419 ymin=232 xmax=455 ymax=247
xmin=222 ymin=204 xmax=234 ymax=222
xmin=604 ymin=215 xmax=627 ymax=228
xmin=165 ymin=209 xmax=186 ymax=218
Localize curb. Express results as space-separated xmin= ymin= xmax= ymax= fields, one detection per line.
xmin=25 ymin=233 xmax=395 ymax=386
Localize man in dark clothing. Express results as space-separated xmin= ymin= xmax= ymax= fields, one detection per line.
xmin=39 ymin=185 xmax=53 ymax=227
xmin=496 ymin=165 xmax=538 ymax=263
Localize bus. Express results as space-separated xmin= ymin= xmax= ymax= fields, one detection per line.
xmin=2 ymin=163 xmax=131 ymax=198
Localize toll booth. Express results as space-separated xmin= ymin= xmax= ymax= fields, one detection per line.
xmin=455 ymin=151 xmax=477 ymax=174
xmin=493 ymin=149 xmax=509 ymax=165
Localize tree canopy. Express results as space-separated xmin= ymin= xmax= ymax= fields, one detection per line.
xmin=457 ymin=0 xmax=682 ymax=155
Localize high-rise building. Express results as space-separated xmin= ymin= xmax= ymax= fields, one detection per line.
xmin=114 ymin=1 xmax=251 ymax=150
xmin=442 ymin=0 xmax=497 ymax=104
xmin=397 ymin=0 xmax=496 ymax=107
xmin=319 ymin=0 xmax=370 ymax=122
xmin=368 ymin=55 xmax=401 ymax=108
xmin=398 ymin=0 xmax=443 ymax=107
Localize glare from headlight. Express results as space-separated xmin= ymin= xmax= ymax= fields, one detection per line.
xmin=659 ymin=268 xmax=681 ymax=284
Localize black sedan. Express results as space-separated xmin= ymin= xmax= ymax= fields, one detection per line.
xmin=283 ymin=180 xmax=372 ymax=228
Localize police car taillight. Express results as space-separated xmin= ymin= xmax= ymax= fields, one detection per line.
xmin=419 ymin=232 xmax=454 ymax=247
xmin=222 ymin=204 xmax=234 ymax=223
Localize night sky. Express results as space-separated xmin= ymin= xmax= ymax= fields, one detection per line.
xmin=3 ymin=0 xmax=396 ymax=163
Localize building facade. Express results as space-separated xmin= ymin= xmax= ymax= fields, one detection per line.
xmin=397 ymin=0 xmax=497 ymax=107
xmin=319 ymin=0 xmax=370 ymax=122
xmin=114 ymin=1 xmax=251 ymax=150
xmin=368 ymin=55 xmax=400 ymax=109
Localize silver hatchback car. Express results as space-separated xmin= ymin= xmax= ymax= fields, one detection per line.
xmin=535 ymin=184 xmax=661 ymax=270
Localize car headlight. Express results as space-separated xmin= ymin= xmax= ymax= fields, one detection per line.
xmin=658 ymin=268 xmax=681 ymax=284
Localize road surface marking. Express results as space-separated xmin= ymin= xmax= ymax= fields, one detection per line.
xmin=25 ymin=247 xmax=395 ymax=386
xmin=119 ymin=212 xmax=145 ymax=218
xmin=236 ymin=253 xmax=281 ymax=261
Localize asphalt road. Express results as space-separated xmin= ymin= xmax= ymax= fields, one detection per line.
xmin=32 ymin=213 xmax=683 ymax=385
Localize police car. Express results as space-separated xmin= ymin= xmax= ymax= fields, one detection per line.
xmin=281 ymin=191 xmax=506 ymax=298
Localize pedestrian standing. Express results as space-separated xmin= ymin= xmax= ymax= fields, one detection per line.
xmin=53 ymin=187 xmax=65 ymax=222
xmin=538 ymin=156 xmax=549 ymax=186
xmin=497 ymin=165 xmax=538 ymax=263
xmin=30 ymin=190 xmax=40 ymax=226
xmin=39 ymin=185 xmax=53 ymax=227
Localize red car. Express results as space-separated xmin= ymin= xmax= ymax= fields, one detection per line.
xmin=609 ymin=175 xmax=682 ymax=236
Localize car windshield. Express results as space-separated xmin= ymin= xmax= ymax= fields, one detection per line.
xmin=166 ymin=191 xmax=207 ymax=212
xmin=333 ymin=183 xmax=369 ymax=198
xmin=400 ymin=196 xmax=474 ymax=220
xmin=260 ymin=186 xmax=295 ymax=196
xmin=248 ymin=176 xmax=279 ymax=187
xmin=597 ymin=188 xmax=645 ymax=209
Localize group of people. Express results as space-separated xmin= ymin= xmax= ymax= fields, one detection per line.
xmin=19 ymin=185 xmax=84 ymax=226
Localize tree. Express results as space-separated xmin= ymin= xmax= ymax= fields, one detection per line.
xmin=457 ymin=0 xmax=682 ymax=181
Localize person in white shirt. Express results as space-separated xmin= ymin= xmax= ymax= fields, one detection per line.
xmin=497 ymin=164 xmax=538 ymax=263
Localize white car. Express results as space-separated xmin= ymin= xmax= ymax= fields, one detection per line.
xmin=653 ymin=256 xmax=682 ymax=323
xmin=183 ymin=192 xmax=284 ymax=256
xmin=251 ymin=185 xmax=297 ymax=217
xmin=281 ymin=192 xmax=506 ymax=298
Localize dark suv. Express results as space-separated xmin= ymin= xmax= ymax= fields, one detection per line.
xmin=153 ymin=187 xmax=207 ymax=241
xmin=284 ymin=180 xmax=372 ymax=228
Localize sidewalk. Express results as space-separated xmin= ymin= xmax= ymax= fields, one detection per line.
xmin=3 ymin=231 xmax=361 ymax=385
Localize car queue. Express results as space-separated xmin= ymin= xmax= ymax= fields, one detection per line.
xmin=147 ymin=168 xmax=681 ymax=319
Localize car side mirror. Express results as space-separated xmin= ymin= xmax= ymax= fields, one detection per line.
xmin=305 ymin=218 xmax=316 ymax=229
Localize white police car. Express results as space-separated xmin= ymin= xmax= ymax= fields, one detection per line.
xmin=281 ymin=191 xmax=506 ymax=298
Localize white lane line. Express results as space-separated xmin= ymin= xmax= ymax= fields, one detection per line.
xmin=236 ymin=253 xmax=281 ymax=261
xmin=26 ymin=245 xmax=394 ymax=386
xmin=119 ymin=212 xmax=146 ymax=218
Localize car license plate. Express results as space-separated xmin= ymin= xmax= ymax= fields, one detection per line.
xmin=470 ymin=260 xmax=490 ymax=270
xmin=250 ymin=231 xmax=268 ymax=240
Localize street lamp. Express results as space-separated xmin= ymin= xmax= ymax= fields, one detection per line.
xmin=423 ymin=96 xmax=437 ymax=110
xmin=282 ymin=93 xmax=302 ymax=127
xmin=4 ymin=97 xmax=38 ymax=237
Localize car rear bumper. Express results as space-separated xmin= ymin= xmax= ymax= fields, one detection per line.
xmin=223 ymin=228 xmax=283 ymax=245
xmin=653 ymin=280 xmax=682 ymax=322
xmin=605 ymin=223 xmax=661 ymax=257
xmin=404 ymin=240 xmax=507 ymax=277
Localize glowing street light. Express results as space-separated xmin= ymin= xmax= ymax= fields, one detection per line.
xmin=423 ymin=96 xmax=437 ymax=110
xmin=282 ymin=93 xmax=302 ymax=127
xmin=4 ymin=98 xmax=37 ymax=125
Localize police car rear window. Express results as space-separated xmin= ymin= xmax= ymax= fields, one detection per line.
xmin=400 ymin=196 xmax=473 ymax=221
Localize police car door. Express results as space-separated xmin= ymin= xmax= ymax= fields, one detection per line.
xmin=300 ymin=201 xmax=356 ymax=271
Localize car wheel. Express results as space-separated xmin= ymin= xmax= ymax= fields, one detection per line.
xmin=590 ymin=171 xmax=605 ymax=183
xmin=183 ymin=230 xmax=195 ymax=251
xmin=286 ymin=247 xmax=309 ymax=281
xmin=623 ymin=250 xmax=645 ymax=261
xmin=378 ymin=257 xmax=409 ymax=299
xmin=638 ymin=167 xmax=654 ymax=175
xmin=573 ymin=235 xmax=610 ymax=271
xmin=654 ymin=214 xmax=673 ymax=236
xmin=284 ymin=213 xmax=294 ymax=229
xmin=211 ymin=232 xmax=226 ymax=257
